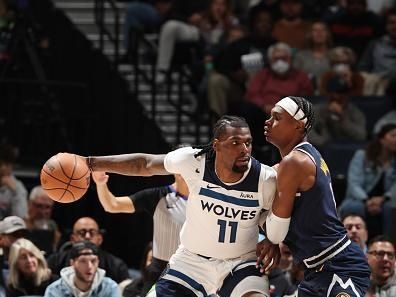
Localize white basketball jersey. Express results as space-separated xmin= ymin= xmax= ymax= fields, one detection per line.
xmin=164 ymin=147 xmax=276 ymax=259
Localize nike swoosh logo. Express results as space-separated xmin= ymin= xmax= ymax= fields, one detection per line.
xmin=207 ymin=184 xmax=221 ymax=189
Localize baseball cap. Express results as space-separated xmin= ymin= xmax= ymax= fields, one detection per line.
xmin=70 ymin=240 xmax=99 ymax=259
xmin=0 ymin=216 xmax=27 ymax=234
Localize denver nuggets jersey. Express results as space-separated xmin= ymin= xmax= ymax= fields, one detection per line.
xmin=284 ymin=142 xmax=348 ymax=265
xmin=164 ymin=147 xmax=276 ymax=259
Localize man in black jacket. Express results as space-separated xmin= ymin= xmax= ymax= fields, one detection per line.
xmin=47 ymin=216 xmax=130 ymax=283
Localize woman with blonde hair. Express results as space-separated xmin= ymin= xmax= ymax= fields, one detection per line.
xmin=7 ymin=238 xmax=57 ymax=297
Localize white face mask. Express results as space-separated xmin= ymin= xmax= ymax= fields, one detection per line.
xmin=333 ymin=63 xmax=350 ymax=74
xmin=271 ymin=60 xmax=290 ymax=74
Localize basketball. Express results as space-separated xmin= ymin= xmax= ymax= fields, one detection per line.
xmin=40 ymin=153 xmax=90 ymax=203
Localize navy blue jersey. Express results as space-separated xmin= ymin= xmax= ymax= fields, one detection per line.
xmin=284 ymin=142 xmax=347 ymax=265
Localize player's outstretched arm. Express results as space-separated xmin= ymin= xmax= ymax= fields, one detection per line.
xmin=85 ymin=153 xmax=169 ymax=176
xmin=92 ymin=171 xmax=135 ymax=213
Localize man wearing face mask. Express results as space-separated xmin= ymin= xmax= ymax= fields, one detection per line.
xmin=246 ymin=42 xmax=313 ymax=115
xmin=319 ymin=46 xmax=364 ymax=97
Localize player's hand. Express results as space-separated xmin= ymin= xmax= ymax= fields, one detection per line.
xmin=91 ymin=171 xmax=109 ymax=185
xmin=256 ymin=238 xmax=280 ymax=273
xmin=1 ymin=175 xmax=16 ymax=190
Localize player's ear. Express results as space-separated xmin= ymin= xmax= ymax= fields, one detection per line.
xmin=296 ymin=121 xmax=305 ymax=131
xmin=213 ymin=139 xmax=218 ymax=150
xmin=97 ymin=233 xmax=103 ymax=246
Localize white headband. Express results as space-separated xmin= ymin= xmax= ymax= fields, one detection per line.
xmin=275 ymin=97 xmax=307 ymax=124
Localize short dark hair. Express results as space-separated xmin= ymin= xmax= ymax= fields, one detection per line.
xmin=367 ymin=235 xmax=394 ymax=249
xmin=341 ymin=213 xmax=366 ymax=224
xmin=213 ymin=115 xmax=249 ymax=139
xmin=194 ymin=115 xmax=250 ymax=159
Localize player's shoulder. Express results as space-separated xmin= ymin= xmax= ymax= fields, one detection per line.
xmin=164 ymin=147 xmax=203 ymax=175
xmin=166 ymin=146 xmax=200 ymax=159
xmin=280 ymin=150 xmax=314 ymax=173
xmin=259 ymin=162 xmax=277 ymax=180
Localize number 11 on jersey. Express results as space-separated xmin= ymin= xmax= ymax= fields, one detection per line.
xmin=217 ymin=219 xmax=238 ymax=243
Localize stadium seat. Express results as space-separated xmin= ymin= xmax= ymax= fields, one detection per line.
xmin=350 ymin=96 xmax=393 ymax=137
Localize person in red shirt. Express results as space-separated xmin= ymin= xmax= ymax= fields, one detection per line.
xmin=246 ymin=42 xmax=313 ymax=115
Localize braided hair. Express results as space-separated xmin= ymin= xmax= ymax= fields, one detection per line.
xmin=194 ymin=115 xmax=249 ymax=160
xmin=288 ymin=96 xmax=315 ymax=135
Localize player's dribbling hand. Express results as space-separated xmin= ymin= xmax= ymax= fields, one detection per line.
xmin=256 ymin=238 xmax=280 ymax=273
xmin=91 ymin=171 xmax=109 ymax=185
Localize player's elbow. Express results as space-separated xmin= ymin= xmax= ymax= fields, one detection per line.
xmin=266 ymin=211 xmax=291 ymax=244
xmin=103 ymin=206 xmax=119 ymax=213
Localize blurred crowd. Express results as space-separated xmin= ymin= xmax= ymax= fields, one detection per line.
xmin=0 ymin=0 xmax=395 ymax=296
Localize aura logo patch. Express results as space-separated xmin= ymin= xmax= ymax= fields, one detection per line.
xmin=335 ymin=293 xmax=350 ymax=297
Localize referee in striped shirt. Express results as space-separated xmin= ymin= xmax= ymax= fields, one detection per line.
xmin=92 ymin=170 xmax=188 ymax=295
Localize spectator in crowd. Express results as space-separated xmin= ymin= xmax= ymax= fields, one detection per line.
xmin=358 ymin=8 xmax=396 ymax=88
xmin=293 ymin=21 xmax=332 ymax=93
xmin=342 ymin=214 xmax=368 ymax=252
xmin=374 ymin=89 xmax=396 ymax=135
xmin=199 ymin=0 xmax=239 ymax=56
xmin=155 ymin=0 xmax=237 ymax=84
xmin=0 ymin=144 xmax=27 ymax=220
xmin=326 ymin=0 xmax=383 ymax=58
xmin=339 ymin=124 xmax=396 ymax=239
xmin=366 ymin=0 xmax=394 ymax=16
xmin=25 ymin=185 xmax=61 ymax=254
xmin=246 ymin=42 xmax=313 ymax=115
xmin=365 ymin=235 xmax=396 ymax=297
xmin=319 ymin=46 xmax=364 ymax=97
xmin=122 ymin=242 xmax=153 ymax=297
xmin=322 ymin=0 xmax=347 ymax=22
xmin=44 ymin=240 xmax=120 ymax=297
xmin=0 ymin=216 xmax=28 ymax=292
xmin=0 ymin=216 xmax=27 ymax=260
xmin=308 ymin=90 xmax=367 ymax=148
xmin=208 ymin=5 xmax=276 ymax=117
xmin=47 ymin=217 xmax=130 ymax=284
xmin=298 ymin=0 xmax=335 ymax=20
xmin=6 ymin=238 xmax=57 ymax=297
xmin=122 ymin=0 xmax=174 ymax=50
xmin=271 ymin=0 xmax=311 ymax=50
xmin=267 ymin=243 xmax=296 ymax=297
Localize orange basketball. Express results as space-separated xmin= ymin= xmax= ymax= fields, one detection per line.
xmin=40 ymin=153 xmax=90 ymax=203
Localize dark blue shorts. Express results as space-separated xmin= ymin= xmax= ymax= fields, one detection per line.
xmin=299 ymin=243 xmax=370 ymax=297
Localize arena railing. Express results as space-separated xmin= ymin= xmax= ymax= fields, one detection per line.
xmin=94 ymin=0 xmax=120 ymax=69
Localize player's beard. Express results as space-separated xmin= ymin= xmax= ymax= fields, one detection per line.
xmin=232 ymin=163 xmax=249 ymax=173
